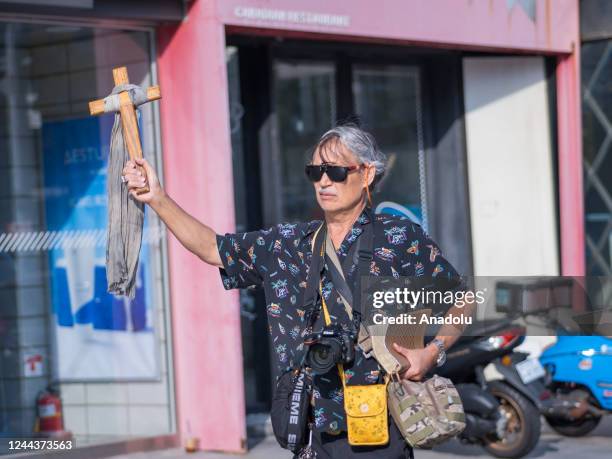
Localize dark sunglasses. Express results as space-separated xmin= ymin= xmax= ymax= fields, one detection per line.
xmin=305 ymin=163 xmax=363 ymax=182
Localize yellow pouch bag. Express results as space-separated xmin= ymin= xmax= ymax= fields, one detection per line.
xmin=341 ymin=371 xmax=389 ymax=446
xmin=320 ymin=284 xmax=389 ymax=446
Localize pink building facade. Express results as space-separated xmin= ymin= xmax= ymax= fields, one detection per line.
xmin=158 ymin=0 xmax=582 ymax=451
xmin=0 ymin=0 xmax=582 ymax=455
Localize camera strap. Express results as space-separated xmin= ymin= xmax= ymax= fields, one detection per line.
xmin=325 ymin=222 xmax=374 ymax=315
xmin=324 ymin=212 xmax=404 ymax=376
xmin=303 ymin=223 xmax=325 ymax=324
xmin=325 ymin=232 xmax=365 ymax=335
xmin=318 ymin=282 xmax=344 ymax=385
xmin=295 ymin=223 xmax=326 ymax=370
xmin=324 ymin=210 xmax=375 ymax=356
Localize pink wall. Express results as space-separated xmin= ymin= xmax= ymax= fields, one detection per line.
xmin=218 ymin=0 xmax=575 ymax=53
xmin=157 ymin=0 xmax=246 ymax=453
xmin=557 ymin=51 xmax=586 ymax=276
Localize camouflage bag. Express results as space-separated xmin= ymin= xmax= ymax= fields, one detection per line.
xmin=387 ymin=374 xmax=466 ymax=448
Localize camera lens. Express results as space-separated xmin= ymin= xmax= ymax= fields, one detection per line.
xmin=308 ymin=340 xmax=342 ymax=375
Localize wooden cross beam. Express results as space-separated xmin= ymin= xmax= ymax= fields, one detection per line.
xmin=89 ymin=66 xmax=161 ymax=195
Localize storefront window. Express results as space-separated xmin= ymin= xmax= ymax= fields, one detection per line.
xmin=582 ymin=40 xmax=612 ymax=279
xmin=582 ymin=40 xmax=612 ymax=306
xmin=0 ymin=22 xmax=173 ymax=448
xmin=271 ymin=60 xmax=336 ymax=223
xmin=267 ymin=60 xmax=426 ymax=227
xmin=353 ymin=65 xmax=427 ymax=227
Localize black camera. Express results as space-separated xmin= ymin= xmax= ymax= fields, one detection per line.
xmin=303 ymin=325 xmax=356 ymax=375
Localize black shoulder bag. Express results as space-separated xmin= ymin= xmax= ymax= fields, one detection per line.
xmin=270 ymin=223 xmax=325 ymax=453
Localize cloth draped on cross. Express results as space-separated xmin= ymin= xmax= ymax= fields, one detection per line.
xmin=89 ymin=68 xmax=161 ymax=298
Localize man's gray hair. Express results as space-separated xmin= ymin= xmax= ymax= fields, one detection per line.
xmin=311 ymin=124 xmax=387 ymax=188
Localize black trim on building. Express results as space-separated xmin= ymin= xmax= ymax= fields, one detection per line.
xmin=0 ymin=0 xmax=185 ymax=24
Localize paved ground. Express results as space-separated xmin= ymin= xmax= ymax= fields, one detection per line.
xmin=106 ymin=417 xmax=612 ymax=459
xmin=418 ymin=416 xmax=612 ymax=459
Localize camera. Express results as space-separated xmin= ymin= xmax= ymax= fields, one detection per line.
xmin=303 ymin=325 xmax=356 ymax=375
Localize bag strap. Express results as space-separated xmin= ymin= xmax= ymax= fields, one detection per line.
xmin=343 ymin=230 xmax=362 ymax=277
xmin=324 ymin=212 xmax=403 ymax=377
xmin=326 ymin=207 xmax=375 ymax=319
xmin=310 ymin=210 xmax=401 ymax=377
xmin=325 ymin=231 xmax=355 ymax=319
xmin=295 ymin=223 xmax=325 ymax=370
xmin=319 ymin=282 xmax=348 ymax=390
xmin=356 ymin=218 xmax=374 ymax=318
xmin=324 ymin=211 xmax=375 ymax=356
xmin=324 ymin=219 xmax=374 ymax=318
xmin=318 ymin=215 xmax=374 ymax=387
xmin=324 ymin=232 xmax=374 ymax=356
xmin=314 ymin=207 xmax=374 ymax=319
xmin=303 ymin=223 xmax=326 ymax=328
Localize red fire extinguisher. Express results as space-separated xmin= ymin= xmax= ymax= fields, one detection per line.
xmin=36 ymin=385 xmax=67 ymax=437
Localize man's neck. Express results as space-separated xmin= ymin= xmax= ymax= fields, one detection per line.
xmin=325 ymin=201 xmax=366 ymax=249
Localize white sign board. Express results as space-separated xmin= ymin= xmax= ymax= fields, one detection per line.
xmin=24 ymin=352 xmax=44 ymax=378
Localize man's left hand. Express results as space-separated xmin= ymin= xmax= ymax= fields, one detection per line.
xmin=392 ymin=342 xmax=438 ymax=381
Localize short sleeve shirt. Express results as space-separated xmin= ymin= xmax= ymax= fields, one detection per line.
xmin=216 ymin=208 xmax=463 ymax=433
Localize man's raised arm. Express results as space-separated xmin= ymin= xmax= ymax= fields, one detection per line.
xmin=122 ymin=157 xmax=223 ymax=268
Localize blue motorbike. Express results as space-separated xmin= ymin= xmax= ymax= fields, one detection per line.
xmin=495 ymin=277 xmax=612 ymax=437
xmin=539 ymin=334 xmax=612 ymax=436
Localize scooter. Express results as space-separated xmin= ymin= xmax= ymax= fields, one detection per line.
xmin=539 ymin=334 xmax=612 ymax=436
xmin=493 ymin=276 xmax=612 ymax=436
xmin=436 ymin=319 xmax=544 ymax=458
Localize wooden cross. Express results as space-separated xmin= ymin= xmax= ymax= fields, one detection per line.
xmin=89 ymin=66 xmax=161 ymax=194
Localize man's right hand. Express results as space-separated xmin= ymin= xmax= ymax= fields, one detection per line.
xmin=122 ymin=157 xmax=165 ymax=206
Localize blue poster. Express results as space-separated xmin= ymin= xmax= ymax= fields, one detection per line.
xmin=42 ymin=116 xmax=158 ymax=380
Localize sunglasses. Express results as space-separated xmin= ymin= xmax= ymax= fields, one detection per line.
xmin=305 ymin=163 xmax=363 ymax=183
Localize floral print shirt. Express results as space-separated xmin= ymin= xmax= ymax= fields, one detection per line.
xmin=216 ymin=208 xmax=462 ymax=434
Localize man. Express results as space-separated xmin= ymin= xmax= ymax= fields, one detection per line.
xmin=123 ymin=124 xmax=472 ymax=458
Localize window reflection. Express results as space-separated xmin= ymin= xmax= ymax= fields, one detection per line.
xmin=353 ymin=65 xmax=426 ymax=227
xmin=272 ymin=61 xmax=336 ymax=223
xmin=0 ymin=22 xmax=172 ymax=445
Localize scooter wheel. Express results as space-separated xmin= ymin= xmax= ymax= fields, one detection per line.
xmin=483 ymin=381 xmax=541 ymax=458
xmin=546 ymin=415 xmax=601 ymax=437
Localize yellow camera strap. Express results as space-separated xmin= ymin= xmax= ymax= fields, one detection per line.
xmin=319 ymin=283 xmax=348 ymax=389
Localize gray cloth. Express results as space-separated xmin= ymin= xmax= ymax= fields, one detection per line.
xmin=105 ymin=84 xmax=147 ymax=298
xmin=103 ymin=83 xmax=148 ymax=113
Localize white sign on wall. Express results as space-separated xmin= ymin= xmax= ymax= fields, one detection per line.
xmin=24 ymin=352 xmax=44 ymax=378
xmin=233 ymin=6 xmax=350 ymax=28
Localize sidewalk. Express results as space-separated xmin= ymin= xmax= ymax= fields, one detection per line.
xmin=105 ymin=436 xmax=289 ymax=459
xmin=105 ymin=417 xmax=612 ymax=459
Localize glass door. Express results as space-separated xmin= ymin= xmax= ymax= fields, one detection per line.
xmin=353 ymin=64 xmax=427 ymax=228
xmin=263 ymin=60 xmax=336 ymax=225
xmin=264 ymin=59 xmax=427 ymax=228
